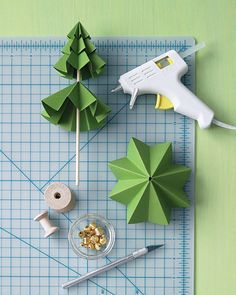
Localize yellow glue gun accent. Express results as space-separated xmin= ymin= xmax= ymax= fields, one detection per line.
xmin=155 ymin=94 xmax=173 ymax=110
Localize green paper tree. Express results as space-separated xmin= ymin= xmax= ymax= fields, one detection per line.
xmin=108 ymin=138 xmax=191 ymax=225
xmin=41 ymin=22 xmax=111 ymax=185
xmin=41 ymin=82 xmax=110 ymax=132
xmin=54 ymin=22 xmax=105 ymax=80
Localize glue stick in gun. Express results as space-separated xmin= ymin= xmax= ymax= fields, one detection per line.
xmin=112 ymin=43 xmax=236 ymax=130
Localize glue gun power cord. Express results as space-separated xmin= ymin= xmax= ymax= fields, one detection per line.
xmin=212 ymin=118 xmax=236 ymax=130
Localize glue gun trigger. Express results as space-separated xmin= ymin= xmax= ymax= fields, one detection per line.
xmin=129 ymin=88 xmax=139 ymax=109
xmin=155 ymin=94 xmax=174 ymax=110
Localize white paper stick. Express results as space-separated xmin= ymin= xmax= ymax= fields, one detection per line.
xmin=76 ymin=71 xmax=80 ymax=186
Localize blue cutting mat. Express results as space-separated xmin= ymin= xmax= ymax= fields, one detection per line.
xmin=0 ymin=37 xmax=195 ymax=295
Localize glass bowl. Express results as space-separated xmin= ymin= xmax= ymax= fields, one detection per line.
xmin=68 ymin=213 xmax=115 ymax=260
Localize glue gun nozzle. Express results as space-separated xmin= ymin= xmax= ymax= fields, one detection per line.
xmin=111 ymin=85 xmax=122 ymax=93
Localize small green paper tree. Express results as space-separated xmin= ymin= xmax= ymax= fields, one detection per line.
xmin=108 ymin=138 xmax=191 ymax=225
xmin=41 ymin=22 xmax=111 ymax=185
xmin=54 ymin=22 xmax=105 ymax=80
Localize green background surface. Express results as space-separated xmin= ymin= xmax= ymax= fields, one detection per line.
xmin=0 ymin=0 xmax=235 ymax=294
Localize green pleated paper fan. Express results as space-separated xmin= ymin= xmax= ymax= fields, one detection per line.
xmin=108 ymin=137 xmax=191 ymax=225
xmin=41 ymin=82 xmax=111 ymax=132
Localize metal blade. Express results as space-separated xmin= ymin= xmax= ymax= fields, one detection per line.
xmin=146 ymin=245 xmax=164 ymax=252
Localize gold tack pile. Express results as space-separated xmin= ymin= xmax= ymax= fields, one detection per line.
xmin=79 ymin=222 xmax=107 ymax=251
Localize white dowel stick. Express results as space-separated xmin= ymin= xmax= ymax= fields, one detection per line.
xmin=75 ymin=71 xmax=80 ymax=186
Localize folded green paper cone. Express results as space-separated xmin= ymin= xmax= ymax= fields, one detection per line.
xmin=54 ymin=22 xmax=105 ymax=80
xmin=41 ymin=82 xmax=111 ymax=132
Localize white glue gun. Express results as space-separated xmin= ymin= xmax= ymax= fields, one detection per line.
xmin=112 ymin=43 xmax=236 ymax=130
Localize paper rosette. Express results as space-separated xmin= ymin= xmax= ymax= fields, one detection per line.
xmin=41 ymin=82 xmax=111 ymax=132
xmin=108 ymin=138 xmax=191 ymax=225
xmin=54 ymin=22 xmax=105 ymax=80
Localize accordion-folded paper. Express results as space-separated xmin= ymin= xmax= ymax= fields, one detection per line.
xmin=54 ymin=22 xmax=105 ymax=80
xmin=108 ymin=138 xmax=191 ymax=225
xmin=41 ymin=21 xmax=111 ymax=132
xmin=41 ymin=82 xmax=110 ymax=132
